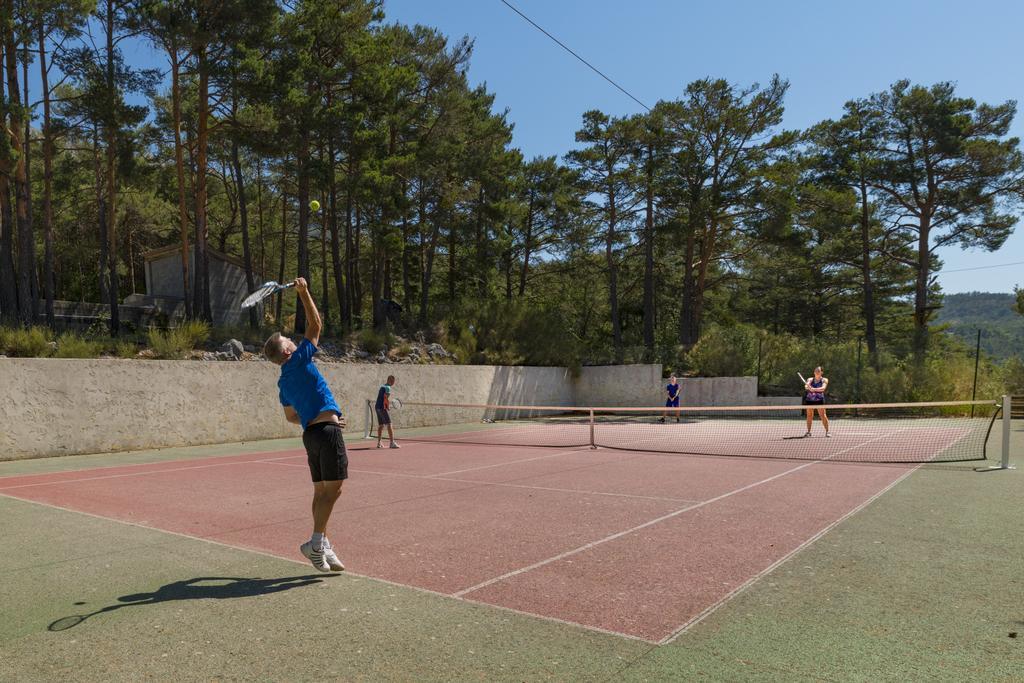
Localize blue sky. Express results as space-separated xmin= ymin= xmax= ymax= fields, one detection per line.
xmin=381 ymin=0 xmax=1024 ymax=295
xmin=29 ymin=0 xmax=1024 ymax=295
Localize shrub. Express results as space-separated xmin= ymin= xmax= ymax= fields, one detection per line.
xmin=54 ymin=332 xmax=103 ymax=358
xmin=358 ymin=327 xmax=393 ymax=355
xmin=177 ymin=320 xmax=211 ymax=348
xmin=114 ymin=339 xmax=139 ymax=359
xmin=1 ymin=326 xmax=52 ymax=357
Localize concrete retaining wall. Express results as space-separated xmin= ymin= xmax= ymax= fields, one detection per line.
xmin=0 ymin=359 xmax=575 ymax=460
xmin=573 ymin=364 xmax=663 ymax=406
xmin=0 ymin=358 xmax=769 ymax=460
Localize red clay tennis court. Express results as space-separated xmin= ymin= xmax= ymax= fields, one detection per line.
xmin=0 ymin=398 xmax=1009 ymax=643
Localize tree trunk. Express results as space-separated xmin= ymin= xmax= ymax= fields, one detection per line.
xmin=678 ymin=216 xmax=699 ymax=348
xmin=171 ymin=43 xmax=191 ymax=318
xmin=344 ymin=188 xmax=355 ymax=329
xmin=0 ymin=172 xmax=16 ymax=322
xmin=231 ymin=138 xmax=257 ymax=328
xmin=912 ymin=218 xmax=931 ymax=366
xmin=194 ymin=45 xmax=212 ymax=322
xmin=39 ymin=24 xmax=56 ymax=326
xmin=475 ymin=185 xmax=487 ymax=298
xmin=21 ymin=41 xmax=37 ymax=321
xmin=93 ymin=129 xmax=109 ymax=306
xmin=858 ymin=180 xmax=877 ymax=365
xmin=276 ymin=193 xmax=287 ymax=325
xmin=419 ymin=195 xmax=440 ymax=328
xmin=642 ymin=145 xmax=655 ymax=355
xmin=295 ymin=133 xmax=311 ymax=335
xmin=352 ymin=202 xmax=363 ymax=325
xmin=0 ymin=40 xmax=18 ymax=322
xmin=327 ymin=139 xmax=347 ymax=332
xmin=518 ymin=194 xmax=533 ymax=297
xmin=447 ymin=221 xmax=456 ymax=306
xmin=401 ymin=180 xmax=412 ymax=316
xmin=5 ymin=27 xmax=34 ymax=325
xmin=104 ymin=0 xmax=119 ymax=335
xmin=606 ymin=184 xmax=621 ymax=361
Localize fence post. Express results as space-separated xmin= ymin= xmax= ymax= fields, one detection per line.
xmin=971 ymin=329 xmax=981 ymax=418
xmin=1002 ymin=395 xmax=1012 ymax=469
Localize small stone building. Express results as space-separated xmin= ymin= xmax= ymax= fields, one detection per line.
xmin=135 ymin=245 xmax=263 ymax=327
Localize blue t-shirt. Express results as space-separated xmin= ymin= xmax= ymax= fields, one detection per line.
xmin=666 ymin=383 xmax=680 ymax=400
xmin=375 ymin=384 xmax=391 ymax=410
xmin=277 ymin=339 xmax=341 ymax=430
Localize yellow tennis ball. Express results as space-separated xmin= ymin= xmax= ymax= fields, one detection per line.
xmin=309 ymin=199 xmax=320 ymax=212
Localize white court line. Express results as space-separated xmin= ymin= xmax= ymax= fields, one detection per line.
xmin=0 ymin=453 xmax=304 ymax=491
xmin=659 ymin=462 xmax=923 ymax=644
xmin=265 ymin=460 xmax=698 ymax=504
xmin=453 ymin=429 xmax=909 ymax=598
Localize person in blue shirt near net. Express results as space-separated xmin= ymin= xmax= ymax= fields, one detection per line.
xmin=660 ymin=375 xmax=681 ymax=423
xmin=263 ymin=277 xmax=345 ymax=573
xmin=375 ymin=375 xmax=400 ymax=449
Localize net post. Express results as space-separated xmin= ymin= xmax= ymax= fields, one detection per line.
xmin=589 ymin=408 xmax=596 ymax=449
xmin=363 ymin=399 xmax=372 ymax=439
xmin=1001 ymin=395 xmax=1012 ymax=469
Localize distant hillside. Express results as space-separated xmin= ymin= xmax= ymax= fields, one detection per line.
xmin=935 ymin=292 xmax=1024 ymax=361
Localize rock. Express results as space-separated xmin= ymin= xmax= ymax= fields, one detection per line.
xmin=427 ymin=343 xmax=449 ymax=358
xmin=202 ymin=351 xmax=217 ymax=361
xmin=47 ymin=341 xmax=58 ymax=352
xmin=376 ymin=351 xmax=388 ymax=363
xmin=354 ymin=350 xmax=371 ymax=359
xmin=243 ymin=343 xmax=257 ymax=353
xmin=220 ymin=339 xmax=244 ymax=359
xmin=215 ymin=350 xmax=237 ymax=361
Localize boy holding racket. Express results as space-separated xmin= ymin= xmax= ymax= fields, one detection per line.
xmin=375 ymin=375 xmax=400 ymax=449
xmin=263 ymin=277 xmax=346 ymax=572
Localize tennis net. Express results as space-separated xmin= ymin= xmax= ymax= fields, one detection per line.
xmin=365 ymin=399 xmax=1003 ymax=463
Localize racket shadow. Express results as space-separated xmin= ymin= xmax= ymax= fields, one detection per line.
xmin=48 ymin=574 xmax=328 ymax=631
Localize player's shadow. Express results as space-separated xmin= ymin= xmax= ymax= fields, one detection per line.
xmin=48 ymin=575 xmax=328 ymax=631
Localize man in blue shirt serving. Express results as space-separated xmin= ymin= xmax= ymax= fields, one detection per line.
xmin=263 ymin=277 xmax=345 ymax=573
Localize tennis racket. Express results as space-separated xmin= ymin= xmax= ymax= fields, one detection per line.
xmin=797 ymin=372 xmax=808 ymax=385
xmin=240 ymin=281 xmax=295 ymax=309
xmin=389 ymin=397 xmax=403 ymax=410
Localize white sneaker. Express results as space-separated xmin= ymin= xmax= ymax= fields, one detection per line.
xmin=322 ymin=538 xmax=345 ymax=572
xmin=376 ymin=442 xmax=383 ymax=449
xmin=803 ymin=432 xmax=811 ymax=438
xmin=299 ymin=541 xmax=330 ymax=573
xmin=389 ymin=442 xmax=400 ymax=449
xmin=825 ymin=432 xmax=832 ymax=438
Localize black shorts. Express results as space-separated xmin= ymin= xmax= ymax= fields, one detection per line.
xmin=302 ymin=422 xmax=348 ymax=482
xmin=375 ymin=407 xmax=391 ymax=425
xmin=802 ymin=398 xmax=827 ymax=407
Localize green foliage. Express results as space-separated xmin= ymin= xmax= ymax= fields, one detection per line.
xmin=178 ymin=320 xmax=211 ymax=348
xmin=357 ymin=328 xmax=393 ymax=355
xmin=685 ymin=325 xmax=759 ymax=378
xmin=442 ymin=302 xmax=578 ymax=367
xmin=936 ymin=292 xmax=1024 ymax=361
xmin=54 ymin=332 xmax=104 ymax=358
xmin=114 ymin=339 xmax=139 ymax=359
xmin=1003 ymin=356 xmax=1024 ymax=393
xmin=147 ymin=321 xmax=209 ymax=360
xmin=0 ymin=327 xmax=53 ymax=357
